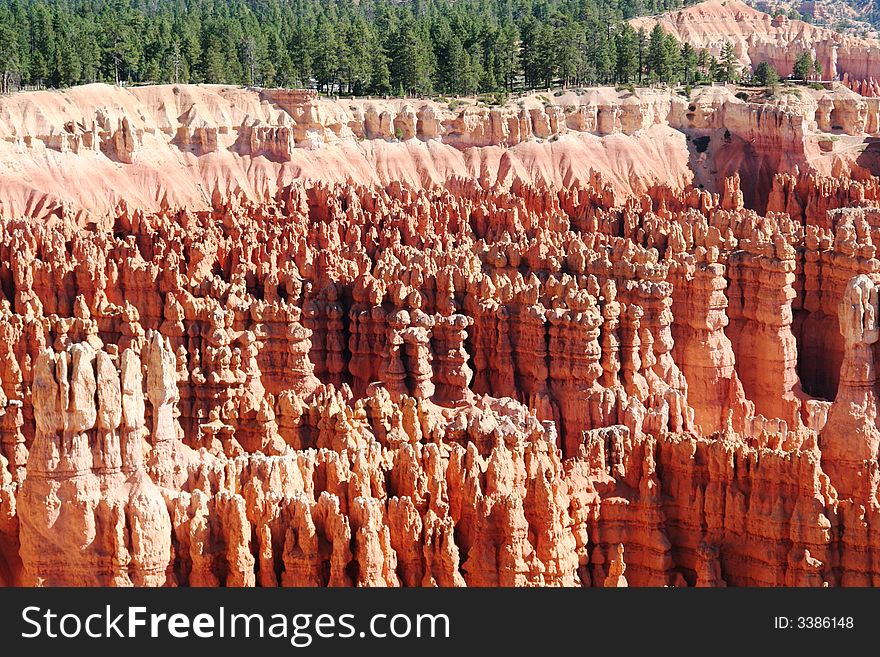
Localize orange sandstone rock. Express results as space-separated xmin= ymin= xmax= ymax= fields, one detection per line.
xmin=2 ymin=80 xmax=880 ymax=588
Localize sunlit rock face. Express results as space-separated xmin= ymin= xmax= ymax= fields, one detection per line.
xmin=631 ymin=0 xmax=880 ymax=82
xmin=3 ymin=80 xmax=880 ymax=587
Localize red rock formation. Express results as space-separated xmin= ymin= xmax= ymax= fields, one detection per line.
xmin=19 ymin=342 xmax=172 ymax=585
xmin=4 ymin=79 xmax=880 ymax=588
xmin=631 ymin=0 xmax=880 ymax=82
xmin=3 ymin=78 xmax=875 ymax=226
xmin=820 ymin=274 xmax=880 ymax=498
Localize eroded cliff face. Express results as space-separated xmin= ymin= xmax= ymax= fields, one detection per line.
xmin=1 ymin=81 xmax=878 ymax=224
xmin=631 ymin=0 xmax=880 ymax=83
xmin=3 ymin=82 xmax=880 ymax=587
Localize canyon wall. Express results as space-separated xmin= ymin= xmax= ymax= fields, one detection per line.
xmin=2 ymin=82 xmax=880 ymax=586
xmin=631 ymin=0 xmax=880 ymax=82
xmin=1 ymin=81 xmax=877 ymax=225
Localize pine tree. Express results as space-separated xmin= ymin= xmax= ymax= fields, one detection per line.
xmin=664 ymin=32 xmax=681 ymax=84
xmin=0 ymin=19 xmax=20 ymax=92
xmin=532 ymin=22 xmax=557 ymax=87
xmin=753 ymin=61 xmax=779 ymax=90
xmin=312 ymin=16 xmax=339 ymax=92
xmin=615 ymin=24 xmax=639 ymax=83
xmin=637 ymin=27 xmax=647 ymax=83
xmin=459 ymin=49 xmax=480 ymax=95
xmin=369 ymin=42 xmax=392 ymax=95
xmin=170 ymin=39 xmax=183 ymax=83
xmin=53 ymin=11 xmax=82 ymax=87
xmin=557 ymin=21 xmax=582 ymax=87
xmin=76 ymin=26 xmax=101 ymax=84
xmin=344 ymin=15 xmax=372 ymax=94
xmin=0 ymin=0 xmax=754 ymax=95
xmin=680 ymin=42 xmax=697 ymax=85
xmin=521 ymin=16 xmax=556 ymax=88
xmin=289 ymin=20 xmax=312 ymax=88
xmin=718 ymin=40 xmax=739 ymax=84
xmin=27 ymin=2 xmax=55 ymax=85
xmin=696 ymin=47 xmax=710 ymax=82
xmin=793 ymin=51 xmax=813 ymax=80
xmin=267 ymin=29 xmax=295 ymax=88
xmin=176 ymin=13 xmax=201 ymax=83
xmin=203 ymin=36 xmax=228 ymax=84
xmin=495 ymin=19 xmax=519 ymax=90
xmin=646 ymin=24 xmax=670 ymax=83
xmin=482 ymin=50 xmax=498 ymax=92
xmin=389 ymin=16 xmax=434 ymax=96
xmin=142 ymin=13 xmax=170 ymax=84
xmin=241 ymin=35 xmax=258 ymax=86
xmin=433 ymin=20 xmax=463 ymax=94
xmin=100 ymin=0 xmax=142 ymax=85
xmin=590 ymin=26 xmax=615 ymax=85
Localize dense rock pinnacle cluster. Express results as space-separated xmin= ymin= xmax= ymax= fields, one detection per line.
xmin=3 ymin=80 xmax=880 ymax=587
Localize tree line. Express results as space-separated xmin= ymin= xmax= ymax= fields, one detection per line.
xmin=0 ymin=0 xmax=781 ymax=97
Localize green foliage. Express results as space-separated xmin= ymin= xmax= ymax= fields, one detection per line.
xmin=715 ymin=41 xmax=739 ymax=84
xmin=615 ymin=24 xmax=639 ymax=84
xmin=0 ymin=0 xmax=731 ymax=95
xmin=753 ymin=61 xmax=779 ymax=90
xmin=810 ymin=82 xmax=824 ymax=91
xmin=679 ymin=42 xmax=697 ymax=85
xmin=389 ymin=13 xmax=434 ymax=96
xmin=646 ymin=24 xmax=670 ymax=83
xmin=0 ymin=18 xmax=20 ymax=93
xmin=793 ymin=51 xmax=813 ymax=80
xmin=478 ymin=91 xmax=507 ymax=106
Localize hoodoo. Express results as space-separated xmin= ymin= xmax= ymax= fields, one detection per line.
xmin=3 ymin=59 xmax=880 ymax=587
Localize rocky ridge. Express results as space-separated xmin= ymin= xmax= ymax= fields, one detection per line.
xmin=0 ymin=81 xmax=878 ymax=223
xmin=632 ymin=0 xmax=880 ymax=82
